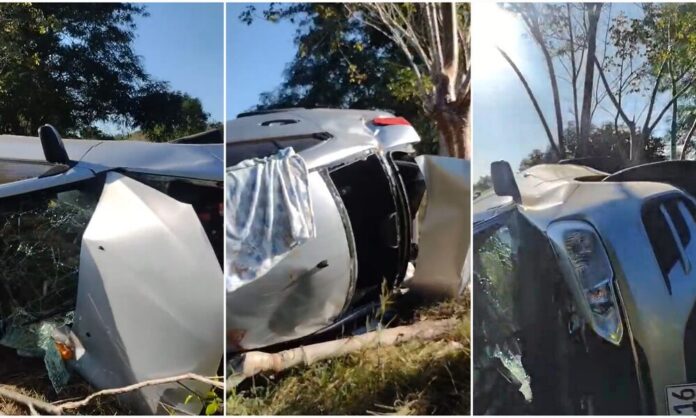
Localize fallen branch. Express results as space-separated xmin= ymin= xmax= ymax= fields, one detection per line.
xmin=235 ymin=318 xmax=458 ymax=382
xmin=54 ymin=373 xmax=223 ymax=412
xmin=0 ymin=373 xmax=223 ymax=415
xmin=0 ymin=386 xmax=62 ymax=415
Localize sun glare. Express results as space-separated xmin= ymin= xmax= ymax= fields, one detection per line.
xmin=473 ymin=3 xmax=524 ymax=82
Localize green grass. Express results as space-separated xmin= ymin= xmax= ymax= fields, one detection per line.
xmin=227 ymin=296 xmax=471 ymax=415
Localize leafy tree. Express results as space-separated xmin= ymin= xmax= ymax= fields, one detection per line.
xmin=519 ymin=148 xmax=556 ymax=171
xmin=240 ymin=3 xmax=468 ymax=157
xmin=0 ymin=3 xmax=149 ymax=136
xmin=596 ymin=3 xmax=696 ymax=163
xmin=518 ymin=123 xmax=665 ymax=172
xmin=345 ymin=3 xmax=471 ymax=158
xmin=0 ymin=3 xmax=213 ymax=142
xmin=500 ymin=3 xmax=696 ymax=163
xmin=131 ymin=86 xmax=209 ymax=142
xmin=473 ymin=175 xmax=492 ymax=194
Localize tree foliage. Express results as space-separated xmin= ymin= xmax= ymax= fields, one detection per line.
xmin=502 ymin=3 xmax=696 ymax=163
xmin=241 ymin=3 xmax=469 ymax=157
xmin=519 ymin=123 xmax=664 ymax=172
xmin=132 ymin=85 xmax=209 ymax=142
xmin=0 ymin=3 xmax=210 ymax=141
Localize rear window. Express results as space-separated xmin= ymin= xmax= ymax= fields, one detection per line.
xmin=642 ymin=195 xmax=696 ymax=293
xmin=227 ymin=135 xmax=327 ymax=167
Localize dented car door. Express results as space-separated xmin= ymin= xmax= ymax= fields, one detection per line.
xmin=0 ymin=169 xmax=223 ymax=415
xmin=72 ymin=172 xmax=223 ymax=414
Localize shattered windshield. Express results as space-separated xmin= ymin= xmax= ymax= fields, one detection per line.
xmin=473 ymin=215 xmax=532 ymax=414
xmin=0 ymin=181 xmax=99 ymax=391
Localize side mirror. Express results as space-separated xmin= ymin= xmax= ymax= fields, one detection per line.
xmin=38 ymin=124 xmax=70 ymax=164
xmin=491 ymin=160 xmax=521 ymax=203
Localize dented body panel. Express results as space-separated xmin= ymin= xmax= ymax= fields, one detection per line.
xmin=0 ymin=133 xmax=224 ymax=415
xmin=409 ymin=156 xmax=471 ymax=298
xmin=226 ymin=109 xmax=429 ymax=352
xmin=226 ymin=170 xmax=355 ymax=350
xmin=476 ymin=161 xmax=696 ymax=414
xmin=72 ymin=173 xmax=223 ymax=414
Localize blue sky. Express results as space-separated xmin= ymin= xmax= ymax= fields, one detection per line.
xmin=226 ymin=3 xmax=297 ymax=119
xmin=133 ymin=3 xmax=223 ymax=123
xmin=473 ymin=3 xmax=672 ymax=181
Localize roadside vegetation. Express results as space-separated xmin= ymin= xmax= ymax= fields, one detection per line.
xmin=227 ymin=295 xmax=470 ymax=415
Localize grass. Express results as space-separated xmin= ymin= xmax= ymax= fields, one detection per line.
xmin=227 ymin=295 xmax=471 ymax=415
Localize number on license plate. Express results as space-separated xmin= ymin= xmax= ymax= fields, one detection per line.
xmin=667 ymin=384 xmax=696 ymax=415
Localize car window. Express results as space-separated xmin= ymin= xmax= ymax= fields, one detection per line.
xmin=474 ymin=216 xmax=532 ymax=414
xmin=227 ymin=136 xmax=323 ymax=167
xmin=0 ymin=180 xmax=99 ymax=334
xmin=642 ymin=196 xmax=696 ymax=292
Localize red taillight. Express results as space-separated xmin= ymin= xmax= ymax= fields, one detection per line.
xmin=372 ymin=116 xmax=411 ymax=126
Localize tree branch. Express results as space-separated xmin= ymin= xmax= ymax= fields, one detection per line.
xmin=498 ymin=46 xmax=560 ymax=157
xmin=681 ymin=114 xmax=696 ymax=160
xmin=595 ymin=54 xmax=634 ymax=130
xmin=0 ymin=373 xmax=225 ymax=415
xmin=648 ymin=76 xmax=696 ymax=134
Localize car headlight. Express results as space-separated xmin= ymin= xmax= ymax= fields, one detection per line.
xmin=547 ymin=220 xmax=623 ymax=345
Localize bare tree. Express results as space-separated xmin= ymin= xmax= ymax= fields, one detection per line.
xmin=510 ymin=4 xmax=566 ymax=157
xmin=499 ymin=4 xmax=605 ymax=159
xmin=578 ymin=3 xmax=603 ymax=156
xmin=345 ymin=3 xmax=470 ymax=159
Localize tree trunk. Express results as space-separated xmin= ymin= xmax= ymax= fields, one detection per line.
xmin=632 ymin=129 xmax=646 ymax=164
xmin=579 ymin=3 xmax=602 ymax=157
xmin=433 ymin=108 xmax=469 ymax=159
xmin=680 ymin=115 xmax=696 ymax=160
xmin=670 ymin=65 xmax=679 ymax=160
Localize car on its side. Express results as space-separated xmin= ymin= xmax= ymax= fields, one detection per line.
xmin=474 ymin=159 xmax=696 ymax=415
xmin=226 ymin=108 xmax=428 ymax=352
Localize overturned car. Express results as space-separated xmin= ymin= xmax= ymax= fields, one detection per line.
xmin=474 ymin=159 xmax=696 ymax=415
xmin=226 ymin=108 xmax=470 ymax=353
xmin=0 ymin=126 xmax=223 ymax=414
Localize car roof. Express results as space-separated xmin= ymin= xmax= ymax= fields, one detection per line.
xmin=0 ymin=134 xmax=223 ymax=181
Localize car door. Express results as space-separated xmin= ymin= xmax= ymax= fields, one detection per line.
xmin=0 ymin=166 xmax=223 ymax=415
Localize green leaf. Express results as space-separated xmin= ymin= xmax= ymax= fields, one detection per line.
xmin=184 ymin=394 xmax=194 ymax=405
xmin=205 ymin=401 xmax=219 ymax=416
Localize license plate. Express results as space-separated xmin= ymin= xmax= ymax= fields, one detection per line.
xmin=667 ymin=384 xmax=696 ymax=415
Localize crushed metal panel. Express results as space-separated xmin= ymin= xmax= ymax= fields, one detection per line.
xmin=408 ymin=156 xmax=471 ymax=298
xmin=227 ymin=170 xmax=354 ymax=351
xmin=71 ymin=172 xmax=223 ymax=415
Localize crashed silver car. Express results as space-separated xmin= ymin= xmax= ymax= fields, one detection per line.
xmin=474 ymin=159 xmax=696 ymax=415
xmin=226 ymin=108 xmax=469 ymax=353
xmin=0 ymin=126 xmax=223 ymax=414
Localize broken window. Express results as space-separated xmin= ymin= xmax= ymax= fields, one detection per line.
xmin=474 ymin=214 xmax=532 ymax=414
xmin=0 ymin=179 xmax=100 ymax=391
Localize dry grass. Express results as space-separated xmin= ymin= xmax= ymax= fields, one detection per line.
xmin=0 ymin=347 xmax=126 ymax=415
xmin=227 ymin=295 xmax=471 ymax=415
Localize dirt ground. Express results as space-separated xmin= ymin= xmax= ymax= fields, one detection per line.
xmin=0 ymin=347 xmax=124 ymax=415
